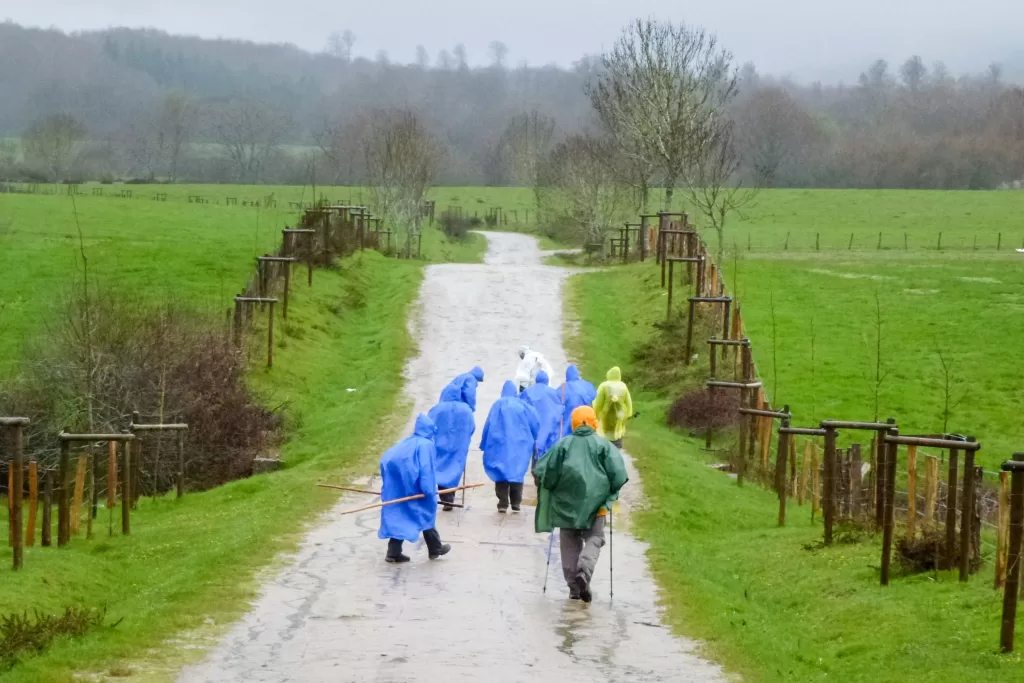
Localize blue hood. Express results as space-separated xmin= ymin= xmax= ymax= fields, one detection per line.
xmin=535 ymin=370 xmax=550 ymax=386
xmin=440 ymin=384 xmax=462 ymax=402
xmin=413 ymin=413 xmax=436 ymax=439
xmin=471 ymin=366 xmax=485 ymax=382
xmin=565 ymin=365 xmax=581 ymax=382
xmin=501 ymin=380 xmax=518 ymax=398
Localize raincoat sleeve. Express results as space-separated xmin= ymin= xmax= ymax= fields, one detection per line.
xmin=534 ymin=440 xmax=566 ymax=491
xmin=593 ymin=383 xmax=608 ymax=418
xmin=602 ymin=442 xmax=629 ymax=504
xmin=623 ymin=386 xmax=634 ymax=421
xmin=526 ymin=403 xmax=541 ymax=442
xmin=463 ymin=380 xmax=478 ymax=412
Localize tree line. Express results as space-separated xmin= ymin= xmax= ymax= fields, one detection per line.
xmin=0 ymin=20 xmax=1022 ymax=195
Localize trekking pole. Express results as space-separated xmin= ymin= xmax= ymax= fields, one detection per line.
xmin=609 ymin=509 xmax=614 ymax=601
xmin=542 ymin=532 xmax=555 ymax=594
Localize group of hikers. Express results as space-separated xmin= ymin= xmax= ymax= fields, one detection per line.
xmin=375 ymin=346 xmax=634 ymax=602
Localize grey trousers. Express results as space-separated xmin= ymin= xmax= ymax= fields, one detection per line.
xmin=559 ymin=516 xmax=607 ymax=588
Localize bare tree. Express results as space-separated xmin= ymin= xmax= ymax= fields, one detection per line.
xmin=489 ymin=41 xmax=509 ymax=69
xmin=536 ymin=135 xmax=629 ymax=245
xmin=315 ymin=114 xmax=369 ymax=185
xmin=162 ymin=92 xmax=195 ymax=183
xmin=900 ymin=56 xmax=927 ymax=92
xmin=23 ymin=113 xmax=85 ymax=181
xmin=208 ymin=98 xmax=292 ymax=183
xmin=326 ymin=30 xmax=356 ymax=62
xmin=453 ymin=44 xmax=469 ymax=71
xmin=415 ymin=45 xmax=430 ymax=69
xmin=494 ymin=111 xmax=556 ymax=188
xmin=362 ymin=109 xmax=443 ymax=253
xmin=683 ymin=119 xmax=759 ymax=263
xmin=735 ymin=87 xmax=820 ymax=187
xmin=586 ymin=18 xmax=737 ymax=210
xmin=934 ymin=344 xmax=968 ymax=433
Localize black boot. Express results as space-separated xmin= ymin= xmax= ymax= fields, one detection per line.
xmin=509 ymin=482 xmax=524 ymax=512
xmin=439 ymin=490 xmax=456 ymax=512
xmin=495 ymin=482 xmax=510 ymax=513
xmin=385 ymin=539 xmax=410 ymax=563
xmin=574 ymin=572 xmax=592 ymax=603
xmin=423 ymin=528 xmax=451 ymax=560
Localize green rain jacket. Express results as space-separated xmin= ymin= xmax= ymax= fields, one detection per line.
xmin=534 ymin=426 xmax=629 ymax=532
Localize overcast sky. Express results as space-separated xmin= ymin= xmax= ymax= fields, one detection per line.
xmin=5 ymin=0 xmax=1022 ymax=82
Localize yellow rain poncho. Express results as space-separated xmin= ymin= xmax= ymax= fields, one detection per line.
xmin=593 ymin=366 xmax=633 ymax=441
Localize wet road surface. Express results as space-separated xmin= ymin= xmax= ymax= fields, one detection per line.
xmin=178 ymin=232 xmax=726 ymax=683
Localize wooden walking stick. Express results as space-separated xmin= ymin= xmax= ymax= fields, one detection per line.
xmin=339 ymin=482 xmax=485 ymax=515
xmin=609 ymin=508 xmax=614 ymax=601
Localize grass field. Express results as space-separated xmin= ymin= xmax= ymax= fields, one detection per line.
xmin=565 ymin=263 xmax=1024 ymax=683
xmin=0 ymin=252 xmax=423 ymax=681
xmin=710 ymin=190 xmax=1024 ymax=469
xmin=0 ymin=189 xmax=483 ymax=371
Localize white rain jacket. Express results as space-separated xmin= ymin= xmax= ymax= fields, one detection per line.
xmin=515 ymin=347 xmax=554 ymax=391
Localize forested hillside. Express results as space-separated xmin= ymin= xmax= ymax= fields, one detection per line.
xmin=1 ymin=21 xmax=1022 ymax=188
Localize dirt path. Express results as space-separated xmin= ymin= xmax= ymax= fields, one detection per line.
xmin=178 ymin=232 xmax=725 ymax=683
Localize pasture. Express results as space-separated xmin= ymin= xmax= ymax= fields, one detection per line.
xmin=718 ymin=189 xmax=1024 ymax=470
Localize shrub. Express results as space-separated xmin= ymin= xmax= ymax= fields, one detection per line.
xmin=666 ymin=388 xmax=740 ymax=434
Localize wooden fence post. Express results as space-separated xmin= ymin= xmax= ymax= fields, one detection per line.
xmin=997 ymin=471 xmax=1010 ymax=589
xmin=823 ymin=426 xmax=837 ymax=544
xmin=945 ymin=448 xmax=960 ymax=570
xmin=71 ymin=455 xmax=86 ymax=535
xmin=26 ymin=460 xmax=37 ymax=548
xmin=776 ymin=417 xmax=790 ymax=526
xmin=789 ymin=434 xmax=798 ymax=498
xmin=924 ymin=456 xmax=939 ymax=527
xmin=107 ymin=441 xmax=117 ymax=509
xmin=960 ymin=439 xmax=978 ymax=581
xmin=42 ymin=470 xmax=52 ymax=547
xmin=122 ymin=434 xmax=132 ymax=535
xmin=999 ymin=453 xmax=1024 ymax=652
xmin=58 ymin=436 xmax=70 ymax=546
xmin=907 ymin=446 xmax=918 ymax=537
xmin=812 ymin=442 xmax=820 ymax=520
xmin=11 ymin=424 xmax=24 ymax=569
xmin=799 ymin=441 xmax=811 ymax=505
xmin=880 ymin=428 xmax=898 ymax=586
xmin=850 ymin=444 xmax=863 ymax=517
xmin=267 ymin=300 xmax=276 ymax=369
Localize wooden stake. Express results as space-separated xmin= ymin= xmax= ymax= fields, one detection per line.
xmin=7 ymin=465 xmax=12 ymax=547
xmin=997 ymin=471 xmax=1010 ymax=589
xmin=789 ymin=434 xmax=798 ymax=496
xmin=58 ymin=438 xmax=70 ymax=546
xmin=41 ymin=471 xmax=52 ymax=547
xmin=812 ymin=442 xmax=820 ymax=518
xmin=907 ymin=446 xmax=918 ymax=537
xmin=85 ymin=454 xmax=93 ymax=539
xmin=799 ymin=441 xmax=811 ymax=505
xmin=122 ymin=439 xmax=132 ymax=535
xmin=924 ymin=456 xmax=938 ymax=527
xmin=71 ymin=455 xmax=86 ymax=535
xmin=176 ymin=431 xmax=185 ymax=498
xmin=27 ymin=461 xmax=37 ymax=547
xmin=107 ymin=441 xmax=117 ymax=509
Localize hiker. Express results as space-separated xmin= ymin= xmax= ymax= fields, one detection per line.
xmin=515 ymin=345 xmax=554 ymax=392
xmin=378 ymin=414 xmax=451 ymax=563
xmin=480 ymin=380 xmax=540 ymax=513
xmin=520 ymin=370 xmax=563 ymax=456
xmin=557 ymin=364 xmax=597 ymax=437
xmin=428 ymin=384 xmax=476 ymax=511
xmin=593 ymin=366 xmax=634 ymax=448
xmin=534 ymin=406 xmax=628 ymax=602
xmin=441 ymin=366 xmax=485 ymax=412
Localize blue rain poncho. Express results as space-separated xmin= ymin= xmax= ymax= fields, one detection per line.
xmin=427 ymin=384 xmax=477 ymax=490
xmin=441 ymin=366 xmax=485 ymax=412
xmin=480 ymin=380 xmax=540 ymax=484
xmin=520 ymin=370 xmax=563 ymax=454
xmin=378 ymin=414 xmax=439 ymax=543
xmin=558 ymin=364 xmax=597 ymax=437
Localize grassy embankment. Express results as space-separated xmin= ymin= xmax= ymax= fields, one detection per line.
xmin=565 ymin=188 xmax=1024 ymax=682
xmin=0 ymin=188 xmax=472 ymax=679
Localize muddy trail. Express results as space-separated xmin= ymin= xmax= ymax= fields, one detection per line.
xmin=179 ymin=232 xmax=725 ymax=682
